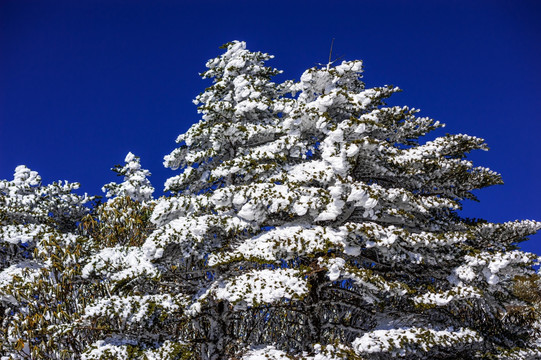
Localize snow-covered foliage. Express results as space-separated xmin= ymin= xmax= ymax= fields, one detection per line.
xmin=1 ymin=41 xmax=540 ymax=359
xmin=102 ymin=152 xmax=154 ymax=203
xmin=0 ymin=165 xmax=90 ymax=231
xmin=77 ymin=156 xmax=161 ymax=358
xmin=0 ymin=166 xmax=93 ymax=358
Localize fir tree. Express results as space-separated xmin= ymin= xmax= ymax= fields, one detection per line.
xmin=146 ymin=41 xmax=539 ymax=359
xmin=79 ymin=154 xmax=191 ymax=359
xmin=102 ymin=152 xmax=155 ymax=204
xmin=81 ymin=41 xmax=540 ymax=359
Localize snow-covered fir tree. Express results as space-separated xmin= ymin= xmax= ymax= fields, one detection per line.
xmin=78 ymin=154 xmax=189 ymax=359
xmin=86 ymin=152 xmax=156 ymax=248
xmin=1 ymin=42 xmax=540 ymax=360
xmin=79 ymin=41 xmax=540 ymax=359
xmin=102 ymin=152 xmax=155 ymax=204
xmin=153 ymin=41 xmax=541 ymax=359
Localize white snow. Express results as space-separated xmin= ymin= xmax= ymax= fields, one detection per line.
xmin=352 ymin=327 xmax=482 ymax=355
xmin=214 ymin=268 xmax=308 ymax=306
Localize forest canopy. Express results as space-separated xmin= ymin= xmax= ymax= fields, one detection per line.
xmin=0 ymin=41 xmax=540 ymax=360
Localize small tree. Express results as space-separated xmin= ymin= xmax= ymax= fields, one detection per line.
xmin=102 ymin=152 xmax=155 ymax=204
xmin=79 ymin=154 xmax=192 ymax=360
xmin=86 ymin=152 xmax=156 ymax=247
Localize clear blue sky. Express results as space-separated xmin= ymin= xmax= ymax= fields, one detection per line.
xmin=1 ymin=1 xmax=540 ymax=253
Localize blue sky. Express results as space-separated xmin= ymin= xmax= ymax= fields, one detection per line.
xmin=1 ymin=1 xmax=540 ymax=253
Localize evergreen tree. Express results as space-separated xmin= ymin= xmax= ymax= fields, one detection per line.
xmin=79 ymin=154 xmax=191 ymax=359
xmin=102 ymin=152 xmax=155 ymax=204
xmin=82 ymin=42 xmax=540 ymax=359
xmin=78 ymin=41 xmax=295 ymax=359
xmin=149 ymin=41 xmax=539 ymax=359
xmin=88 ymin=152 xmax=156 ymax=248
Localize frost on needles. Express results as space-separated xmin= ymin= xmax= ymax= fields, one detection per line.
xmin=1 ymin=41 xmax=541 ymax=360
